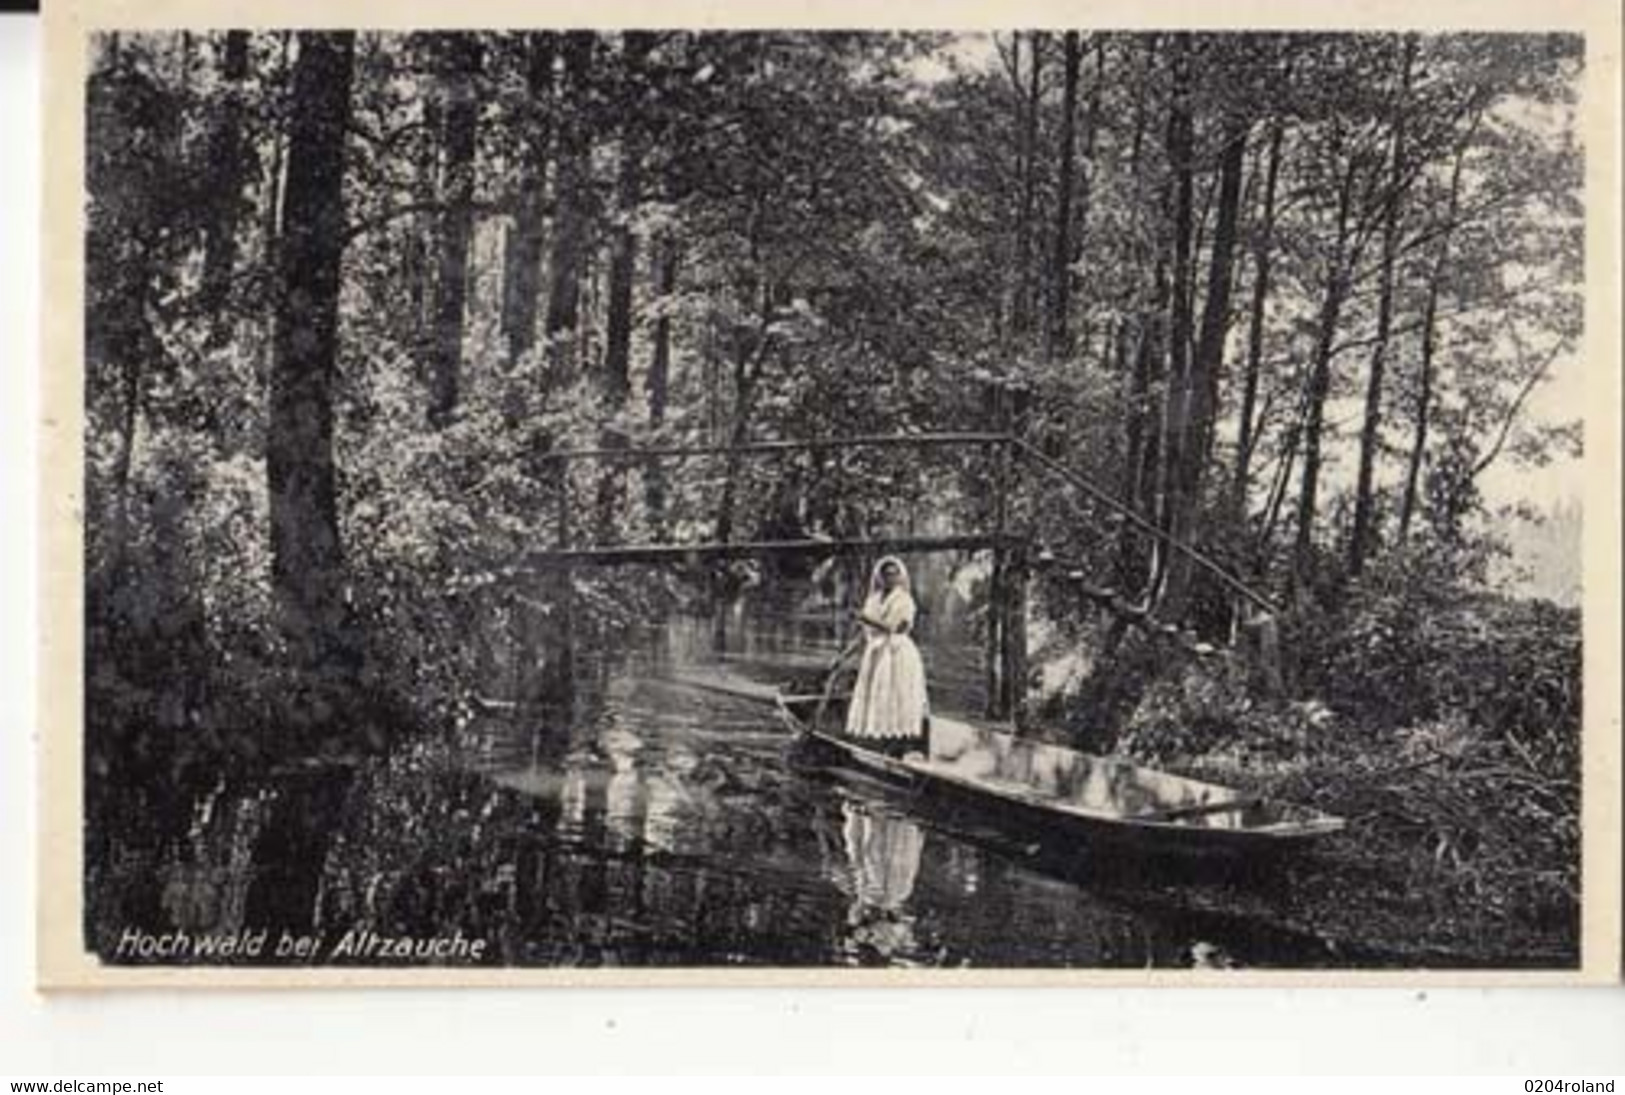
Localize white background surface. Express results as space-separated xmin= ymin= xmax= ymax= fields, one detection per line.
xmin=2 ymin=14 xmax=1622 ymax=1076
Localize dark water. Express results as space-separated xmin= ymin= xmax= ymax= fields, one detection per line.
xmin=85 ymin=578 xmax=1346 ymax=969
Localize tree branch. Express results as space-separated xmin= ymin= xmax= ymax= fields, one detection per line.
xmin=1469 ymin=337 xmax=1567 ymax=481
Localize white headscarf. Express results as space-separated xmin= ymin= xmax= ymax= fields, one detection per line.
xmin=862 ymin=555 xmax=916 ymax=634
xmin=867 ymin=554 xmax=912 ymax=598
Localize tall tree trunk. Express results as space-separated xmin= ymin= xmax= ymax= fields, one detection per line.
xmin=91 ymin=52 xmax=160 ymax=579
xmin=261 ymin=34 xmax=290 ymax=279
xmin=1232 ymin=116 xmax=1283 ymax=518
xmin=1151 ymin=33 xmax=1195 ymax=596
xmin=175 ymin=33 xmax=196 ymax=94
xmin=93 ymin=39 xmax=155 ymax=574
xmin=1350 ymin=36 xmax=1415 ymax=575
xmin=1162 ymin=109 xmax=1249 ymax=618
xmin=545 ymin=31 xmax=596 ymax=386
xmin=1185 ymin=168 xmax=1218 ymax=367
xmin=1189 ymin=117 xmax=1249 ymax=475
xmin=713 ymin=202 xmax=770 ymax=550
xmin=409 ymin=92 xmax=442 ymax=380
xmin=647 ymin=233 xmax=677 ymax=427
xmin=1045 ymin=31 xmax=1082 ymax=362
xmin=267 ymin=32 xmax=355 ymax=670
xmin=603 ymin=31 xmax=652 ymax=404
xmin=501 ymin=32 xmax=554 ymax=367
xmin=1071 ymin=37 xmax=1105 ymax=364
xmin=1292 ymin=151 xmax=1361 ymax=591
xmin=580 ymin=238 xmax=601 ymax=377
xmin=644 ymin=229 xmax=679 ymax=535
xmin=1120 ymin=259 xmax=1166 ymax=599
xmin=1012 ymin=32 xmax=1044 ymax=342
xmin=200 ymin=30 xmax=253 ymax=342
xmin=994 ymin=35 xmax=1020 ymax=347
xmin=713 ymin=347 xmax=756 ymax=548
xmin=108 ymin=243 xmax=155 ymax=582
xmin=594 ymin=34 xmax=651 ymax=542
xmin=1400 ymin=139 xmax=1469 ymax=544
xmin=1115 ymin=34 xmax=1159 ymax=596
xmin=1259 ymin=395 xmax=1305 ymax=563
xmin=428 ymin=35 xmax=482 ymax=429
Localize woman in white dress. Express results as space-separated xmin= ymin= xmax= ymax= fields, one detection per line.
xmin=838 ymin=555 xmax=930 ymax=756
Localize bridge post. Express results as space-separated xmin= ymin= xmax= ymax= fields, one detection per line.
xmin=993 ymin=383 xmax=1033 ymax=725
xmin=984 ymin=382 xmax=1009 ymax=719
xmin=975 ymin=380 xmax=1014 ymax=721
xmin=1004 ymin=539 xmax=1029 ymax=725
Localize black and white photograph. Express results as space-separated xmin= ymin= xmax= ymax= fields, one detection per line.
xmin=41 ymin=1 xmax=1620 ymax=983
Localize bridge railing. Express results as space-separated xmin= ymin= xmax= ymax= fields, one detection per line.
xmin=526 ymin=417 xmax=1280 ymax=721
xmin=529 ymin=427 xmax=1028 ymax=717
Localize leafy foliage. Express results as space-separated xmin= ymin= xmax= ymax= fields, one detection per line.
xmin=83 ymin=29 xmax=1586 ymax=962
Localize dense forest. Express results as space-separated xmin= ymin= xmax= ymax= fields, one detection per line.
xmin=85 ymin=30 xmax=1585 ymax=963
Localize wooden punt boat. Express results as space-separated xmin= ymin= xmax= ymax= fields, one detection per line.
xmin=775 ymin=691 xmax=1345 ymax=863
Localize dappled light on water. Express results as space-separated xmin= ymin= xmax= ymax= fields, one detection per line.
xmin=87 ymin=583 xmax=1342 ymax=968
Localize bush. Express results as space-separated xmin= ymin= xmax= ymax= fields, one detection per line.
xmin=1296 ymin=546 xmax=1581 ymax=782
xmin=1083 ymin=542 xmax=1583 ymax=959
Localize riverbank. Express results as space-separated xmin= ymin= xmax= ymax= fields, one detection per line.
xmin=1034 ymin=575 xmax=1583 ymax=968
xmin=1139 ymin=742 xmax=1580 ymax=967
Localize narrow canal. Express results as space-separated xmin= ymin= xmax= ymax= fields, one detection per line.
xmin=86 ymin=568 xmax=1347 ymax=969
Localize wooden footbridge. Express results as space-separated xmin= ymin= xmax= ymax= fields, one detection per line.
xmin=527 ymin=390 xmax=1278 ymax=721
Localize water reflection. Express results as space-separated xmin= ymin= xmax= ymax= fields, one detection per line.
xmin=839 ymin=801 xmax=925 ymax=914
xmin=156 ymin=782 xmax=262 ymax=939
xmin=85 ymin=576 xmax=1346 ymax=969
xmin=828 ymin=799 xmax=927 ymax=964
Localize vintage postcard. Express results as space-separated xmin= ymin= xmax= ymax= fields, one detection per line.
xmin=37 ymin=0 xmax=1622 ymax=986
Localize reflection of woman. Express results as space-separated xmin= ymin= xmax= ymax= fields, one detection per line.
xmin=838 ymin=556 xmax=930 ymax=756
xmin=836 ymin=799 xmax=925 ymax=962
xmin=841 ymin=800 xmax=925 ymax=912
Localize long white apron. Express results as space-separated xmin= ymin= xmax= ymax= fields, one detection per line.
xmin=845 ymin=587 xmax=929 ymax=743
